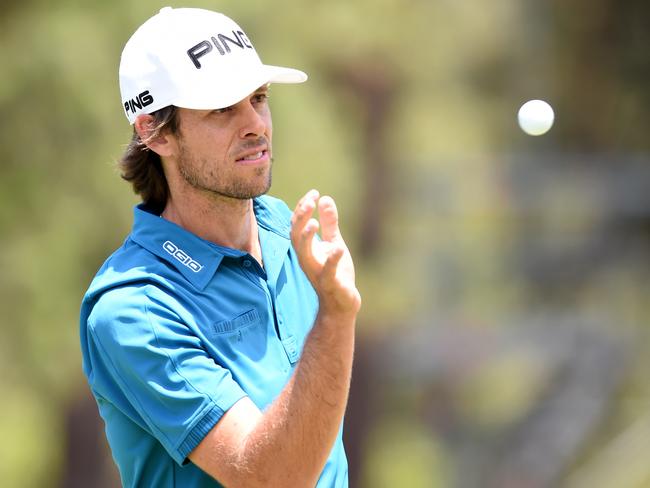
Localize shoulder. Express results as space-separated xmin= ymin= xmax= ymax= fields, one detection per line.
xmin=87 ymin=283 xmax=168 ymax=332
xmin=82 ymin=238 xmax=183 ymax=336
xmin=83 ymin=236 xmax=175 ymax=308
xmin=84 ymin=282 xmax=192 ymax=358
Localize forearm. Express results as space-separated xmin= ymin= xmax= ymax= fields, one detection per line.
xmin=238 ymin=309 xmax=356 ymax=487
xmin=191 ymin=191 xmax=361 ymax=487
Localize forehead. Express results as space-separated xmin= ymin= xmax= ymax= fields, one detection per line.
xmin=175 ymin=85 xmax=271 ymax=124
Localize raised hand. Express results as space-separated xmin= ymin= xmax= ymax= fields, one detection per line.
xmin=290 ymin=189 xmax=361 ymax=318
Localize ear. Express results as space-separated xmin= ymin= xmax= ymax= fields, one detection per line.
xmin=134 ymin=114 xmax=175 ymax=157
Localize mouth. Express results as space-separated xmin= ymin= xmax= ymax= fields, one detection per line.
xmin=235 ymin=148 xmax=269 ymax=165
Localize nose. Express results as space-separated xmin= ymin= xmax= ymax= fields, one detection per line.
xmin=238 ymin=100 xmax=267 ymax=138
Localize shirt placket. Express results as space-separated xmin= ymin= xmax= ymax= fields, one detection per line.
xmin=258 ymin=227 xmax=300 ymax=365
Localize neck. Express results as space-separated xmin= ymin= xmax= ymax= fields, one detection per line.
xmin=161 ymin=191 xmax=262 ymax=264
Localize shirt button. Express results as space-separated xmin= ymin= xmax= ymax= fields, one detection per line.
xmin=243 ymin=259 xmax=252 ymax=268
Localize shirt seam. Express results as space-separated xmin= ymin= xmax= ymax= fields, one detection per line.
xmin=257 ymin=219 xmax=290 ymax=239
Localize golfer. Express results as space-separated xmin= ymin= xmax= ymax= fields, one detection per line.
xmin=79 ymin=7 xmax=360 ymax=488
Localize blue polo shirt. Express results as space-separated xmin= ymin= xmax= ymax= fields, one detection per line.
xmin=79 ymin=195 xmax=348 ymax=487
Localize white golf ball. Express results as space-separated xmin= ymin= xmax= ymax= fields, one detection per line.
xmin=517 ymin=99 xmax=554 ymax=136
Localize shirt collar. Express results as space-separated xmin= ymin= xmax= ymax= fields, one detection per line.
xmin=253 ymin=197 xmax=291 ymax=239
xmin=130 ymin=205 xmax=243 ymax=290
xmin=130 ymin=198 xmax=292 ymax=290
xmin=253 ymin=197 xmax=292 ymax=290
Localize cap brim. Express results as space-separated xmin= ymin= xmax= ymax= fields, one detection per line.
xmin=264 ymin=64 xmax=308 ymax=84
xmin=173 ymin=64 xmax=307 ymax=112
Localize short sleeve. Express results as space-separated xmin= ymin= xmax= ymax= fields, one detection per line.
xmin=85 ymin=284 xmax=247 ymax=465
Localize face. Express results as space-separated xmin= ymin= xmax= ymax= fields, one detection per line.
xmin=169 ymin=85 xmax=273 ymax=200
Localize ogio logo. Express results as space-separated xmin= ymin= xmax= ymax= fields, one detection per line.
xmin=163 ymin=241 xmax=203 ymax=273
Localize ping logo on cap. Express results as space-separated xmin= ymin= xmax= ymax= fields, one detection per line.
xmin=124 ymin=90 xmax=154 ymax=115
xmin=187 ymin=30 xmax=254 ymax=69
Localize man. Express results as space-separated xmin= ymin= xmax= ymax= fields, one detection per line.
xmin=79 ymin=7 xmax=361 ymax=488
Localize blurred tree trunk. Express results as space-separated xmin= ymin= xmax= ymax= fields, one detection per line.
xmin=332 ymin=60 xmax=398 ymax=486
xmin=331 ymin=60 xmax=398 ymax=258
xmin=59 ymin=388 xmax=120 ymax=488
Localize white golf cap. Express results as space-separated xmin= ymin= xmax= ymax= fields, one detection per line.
xmin=119 ymin=7 xmax=308 ymax=124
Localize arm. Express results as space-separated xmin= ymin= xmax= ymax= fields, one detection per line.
xmin=189 ymin=189 xmax=361 ymax=487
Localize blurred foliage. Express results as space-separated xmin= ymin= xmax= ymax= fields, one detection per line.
xmin=1 ymin=0 xmax=649 ymax=487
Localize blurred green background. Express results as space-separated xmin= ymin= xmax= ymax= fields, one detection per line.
xmin=2 ymin=0 xmax=649 ymax=487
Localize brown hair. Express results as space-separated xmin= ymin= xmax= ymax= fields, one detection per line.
xmin=119 ymin=106 xmax=180 ymax=214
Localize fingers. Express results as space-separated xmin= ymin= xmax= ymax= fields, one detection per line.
xmin=296 ymin=218 xmax=319 ymax=263
xmin=291 ymin=189 xmax=320 ymax=265
xmin=321 ymin=244 xmax=344 ymax=280
xmin=318 ymin=196 xmax=340 ymax=243
xmin=291 ymin=190 xmax=349 ymax=282
xmin=291 ymin=189 xmax=319 ymax=240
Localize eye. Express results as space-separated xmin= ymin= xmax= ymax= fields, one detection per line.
xmin=211 ymin=106 xmax=233 ymax=115
xmin=252 ymin=93 xmax=269 ymax=104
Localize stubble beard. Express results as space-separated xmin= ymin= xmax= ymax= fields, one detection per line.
xmin=177 ymin=140 xmax=273 ymax=200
